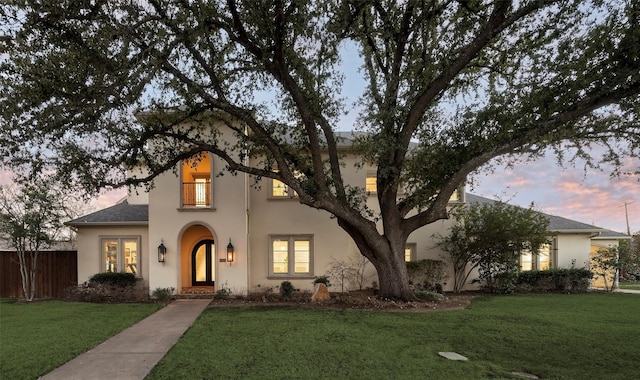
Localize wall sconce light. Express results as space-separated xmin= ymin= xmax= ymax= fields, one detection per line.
xmin=158 ymin=241 xmax=167 ymax=263
xmin=226 ymin=239 xmax=234 ymax=264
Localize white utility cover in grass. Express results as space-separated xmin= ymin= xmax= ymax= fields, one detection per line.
xmin=438 ymin=352 xmax=468 ymax=361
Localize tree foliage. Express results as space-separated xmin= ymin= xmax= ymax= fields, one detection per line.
xmin=438 ymin=200 xmax=549 ymax=293
xmin=1 ymin=1 xmax=639 ymax=299
xmin=0 ymin=181 xmax=67 ymax=301
xmin=591 ymin=247 xmax=621 ymax=292
xmin=617 ymin=238 xmax=640 ymax=280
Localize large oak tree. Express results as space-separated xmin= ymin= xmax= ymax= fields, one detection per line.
xmin=1 ymin=1 xmax=639 ymax=299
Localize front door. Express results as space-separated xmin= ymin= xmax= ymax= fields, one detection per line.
xmin=192 ymin=239 xmax=215 ymax=286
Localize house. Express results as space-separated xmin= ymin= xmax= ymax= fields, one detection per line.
xmin=465 ymin=194 xmax=631 ymax=287
xmin=67 ymin=129 xmax=630 ymax=295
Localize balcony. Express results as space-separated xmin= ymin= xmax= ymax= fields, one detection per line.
xmin=182 ymin=181 xmax=211 ymax=207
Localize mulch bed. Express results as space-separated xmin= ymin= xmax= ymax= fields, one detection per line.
xmin=207 ymin=289 xmax=479 ymax=312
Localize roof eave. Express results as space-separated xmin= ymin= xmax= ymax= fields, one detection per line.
xmin=66 ymin=221 xmax=149 ymax=227
xmin=548 ymin=229 xmax=604 ymax=234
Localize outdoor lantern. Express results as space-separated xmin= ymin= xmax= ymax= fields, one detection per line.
xmin=226 ymin=239 xmax=235 ymax=263
xmin=158 ymin=241 xmax=167 ymax=263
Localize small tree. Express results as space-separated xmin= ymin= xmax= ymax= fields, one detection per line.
xmin=618 ymin=239 xmax=640 ymax=280
xmin=438 ymin=200 xmax=549 ymax=293
xmin=327 ymin=255 xmax=374 ymax=292
xmin=0 ymin=181 xmax=67 ymax=301
xmin=591 ymin=247 xmax=620 ymax=292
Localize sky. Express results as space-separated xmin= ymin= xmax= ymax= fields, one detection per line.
xmin=469 ymin=157 xmax=639 ymax=235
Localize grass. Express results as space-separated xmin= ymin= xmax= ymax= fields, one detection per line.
xmin=0 ymin=300 xmax=161 ymax=379
xmin=148 ymin=293 xmax=640 ymax=380
xmin=619 ymin=280 xmax=640 ymax=290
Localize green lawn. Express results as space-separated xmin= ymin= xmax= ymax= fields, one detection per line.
xmin=148 ymin=293 xmax=640 ymax=380
xmin=619 ymin=280 xmax=640 ymax=290
xmin=2 ymin=295 xmax=638 ymax=380
xmin=0 ymin=300 xmax=161 ymax=379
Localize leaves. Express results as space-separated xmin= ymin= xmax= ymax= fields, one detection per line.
xmin=0 ymin=179 xmax=69 ymax=301
xmin=439 ymin=199 xmax=550 ymax=292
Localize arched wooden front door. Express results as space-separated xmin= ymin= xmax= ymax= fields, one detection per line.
xmin=191 ymin=239 xmax=215 ymax=286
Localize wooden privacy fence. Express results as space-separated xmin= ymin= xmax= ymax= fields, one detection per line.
xmin=0 ymin=250 xmax=77 ymax=299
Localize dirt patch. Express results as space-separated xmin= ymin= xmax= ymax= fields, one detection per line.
xmin=207 ymin=289 xmax=478 ymax=312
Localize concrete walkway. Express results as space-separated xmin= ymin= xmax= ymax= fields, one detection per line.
xmin=40 ymin=299 xmax=211 ymax=380
xmin=615 ymin=288 xmax=640 ymax=294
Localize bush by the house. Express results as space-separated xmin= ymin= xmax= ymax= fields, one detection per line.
xmin=151 ymin=287 xmax=175 ymax=303
xmin=516 ymin=268 xmax=593 ymax=293
xmin=313 ymin=275 xmax=331 ymax=287
xmin=414 ymin=290 xmax=446 ymax=302
xmin=279 ymin=281 xmax=295 ymax=299
xmin=406 ymin=259 xmax=447 ymax=293
xmin=215 ymin=284 xmax=232 ymax=300
xmin=89 ymin=272 xmax=137 ymax=288
xmin=65 ymin=272 xmax=146 ymax=303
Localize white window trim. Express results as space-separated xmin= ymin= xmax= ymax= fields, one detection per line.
xmin=99 ymin=236 xmax=142 ymax=277
xmin=268 ymin=234 xmax=314 ymax=278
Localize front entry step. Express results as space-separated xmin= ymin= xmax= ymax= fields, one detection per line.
xmin=176 ymin=286 xmax=215 ymax=299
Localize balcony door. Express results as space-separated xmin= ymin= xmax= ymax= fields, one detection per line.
xmin=192 ymin=239 xmax=215 ymax=286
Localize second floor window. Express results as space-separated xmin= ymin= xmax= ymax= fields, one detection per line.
xmin=181 ymin=154 xmax=212 ymax=208
xmin=271 ymin=179 xmax=298 ymax=198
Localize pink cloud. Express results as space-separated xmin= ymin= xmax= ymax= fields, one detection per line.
xmin=473 ymin=155 xmax=639 ymax=234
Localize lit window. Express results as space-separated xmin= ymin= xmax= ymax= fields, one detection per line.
xmin=449 ymin=189 xmax=460 ymax=202
xmin=101 ymin=237 xmax=140 ymax=276
xmin=271 ymin=179 xmax=298 ymax=198
xmin=271 ymin=170 xmax=305 ymax=198
xmin=520 ymin=243 xmax=553 ymax=271
xmin=181 ymin=154 xmax=212 ymax=208
xmin=366 ymin=174 xmax=377 ymax=194
xmin=405 ymin=243 xmax=416 ymax=262
xmin=269 ymin=235 xmax=313 ymax=277
xmin=366 ymin=173 xmax=408 ymax=195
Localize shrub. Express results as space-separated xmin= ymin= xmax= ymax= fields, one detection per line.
xmin=516 ymin=268 xmax=593 ymax=293
xmin=215 ymin=284 xmax=232 ymax=300
xmin=406 ymin=259 xmax=447 ymax=292
xmin=280 ymin=281 xmax=295 ymax=300
xmin=414 ymin=290 xmax=446 ymax=302
xmin=313 ymin=275 xmax=331 ymax=287
xmin=89 ymin=272 xmax=137 ymax=288
xmin=65 ymin=272 xmax=145 ymax=303
xmin=327 ymin=255 xmax=374 ymax=292
xmin=65 ymin=281 xmax=146 ymax=303
xmin=487 ymin=270 xmax=519 ymax=294
xmin=151 ymin=287 xmax=175 ymax=303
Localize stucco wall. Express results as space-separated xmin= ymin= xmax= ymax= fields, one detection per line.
xmin=146 ymin=125 xmax=249 ymax=294
xmin=75 ymin=225 xmax=149 ymax=287
xmin=555 ymin=234 xmax=592 ymax=269
xmin=247 ymin=158 xmax=462 ymax=292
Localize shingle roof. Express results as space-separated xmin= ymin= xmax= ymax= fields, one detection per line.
xmin=465 ymin=193 xmax=630 ymax=237
xmin=66 ymin=201 xmax=148 ymax=226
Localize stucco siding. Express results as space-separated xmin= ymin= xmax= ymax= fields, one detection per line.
xmin=147 ymin=157 xmax=249 ymax=294
xmin=75 ymin=225 xmax=149 ymax=287
xmin=555 ymin=234 xmax=592 ymax=269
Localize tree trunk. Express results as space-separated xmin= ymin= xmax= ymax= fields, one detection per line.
xmin=28 ymin=251 xmax=38 ymax=301
xmin=372 ymin=255 xmax=416 ymax=300
xmin=16 ymin=249 xmax=37 ymax=302
xmin=338 ymin=219 xmax=416 ymax=300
